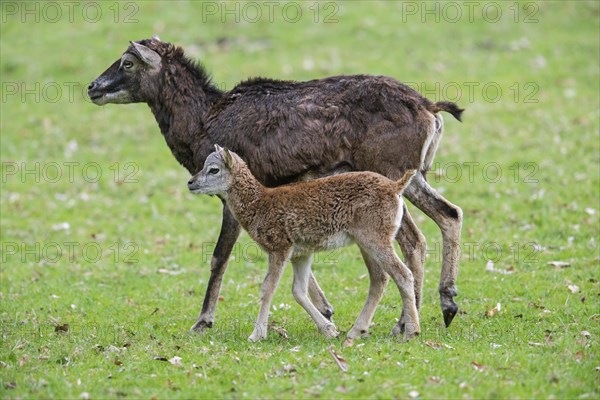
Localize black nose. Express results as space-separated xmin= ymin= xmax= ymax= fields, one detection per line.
xmin=187 ymin=178 xmax=194 ymax=186
xmin=88 ymin=81 xmax=96 ymax=91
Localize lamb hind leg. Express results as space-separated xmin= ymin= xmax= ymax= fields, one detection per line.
xmin=191 ymin=204 xmax=241 ymax=333
xmin=385 ymin=257 xmax=420 ymax=339
xmin=347 ymin=250 xmax=389 ymax=339
xmin=358 ymin=242 xmax=419 ymax=339
xmin=404 ymin=173 xmax=462 ymax=328
xmin=396 ymin=204 xmax=426 ymax=331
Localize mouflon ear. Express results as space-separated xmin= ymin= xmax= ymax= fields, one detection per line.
xmin=222 ymin=148 xmax=234 ymax=170
xmin=129 ymin=41 xmax=161 ymax=68
xmin=214 ymin=145 xmax=233 ymax=169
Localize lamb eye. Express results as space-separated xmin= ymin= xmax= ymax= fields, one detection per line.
xmin=208 ymin=167 xmax=220 ymax=175
xmin=123 ymin=61 xmax=133 ymax=69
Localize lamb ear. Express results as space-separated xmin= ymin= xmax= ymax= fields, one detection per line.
xmin=129 ymin=41 xmax=161 ymax=68
xmin=222 ymin=148 xmax=234 ymax=170
xmin=214 ymin=144 xmax=223 ymax=153
xmin=152 ymin=34 xmax=161 ymax=42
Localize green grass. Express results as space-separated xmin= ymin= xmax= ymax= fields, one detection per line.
xmin=1 ymin=1 xmax=599 ymax=398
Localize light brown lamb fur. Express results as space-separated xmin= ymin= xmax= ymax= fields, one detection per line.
xmin=188 ymin=146 xmax=420 ymax=341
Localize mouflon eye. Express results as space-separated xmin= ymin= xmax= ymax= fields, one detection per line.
xmin=208 ymin=167 xmax=220 ymax=175
xmin=123 ymin=60 xmax=134 ymax=69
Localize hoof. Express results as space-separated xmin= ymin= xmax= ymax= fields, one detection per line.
xmin=248 ymin=324 xmax=268 ymax=342
xmin=443 ymin=304 xmax=458 ymax=327
xmin=321 ymin=323 xmax=340 ymax=339
xmin=392 ymin=321 xmax=419 ymax=339
xmin=347 ymin=328 xmax=370 ymax=339
xmin=321 ymin=308 xmax=334 ymax=321
xmin=248 ymin=331 xmax=267 ymax=342
xmin=189 ymin=320 xmax=212 ymax=334
xmin=405 ymin=329 xmax=420 ymax=341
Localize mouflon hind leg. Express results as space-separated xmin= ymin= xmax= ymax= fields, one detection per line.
xmin=404 ymin=173 xmax=462 ymax=327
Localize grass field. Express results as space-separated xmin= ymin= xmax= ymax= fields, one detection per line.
xmin=1 ymin=1 xmax=599 ymax=398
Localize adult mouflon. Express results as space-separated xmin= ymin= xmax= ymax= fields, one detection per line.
xmin=89 ymin=37 xmax=464 ymax=332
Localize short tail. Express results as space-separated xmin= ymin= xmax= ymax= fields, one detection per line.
xmin=429 ymin=101 xmax=464 ymax=122
xmin=395 ymin=169 xmax=417 ymax=194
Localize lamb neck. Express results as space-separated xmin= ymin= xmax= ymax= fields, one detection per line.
xmin=226 ymin=167 xmax=267 ymax=230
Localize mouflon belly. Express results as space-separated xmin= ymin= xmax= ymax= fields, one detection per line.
xmin=292 ymin=231 xmax=354 ymax=256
